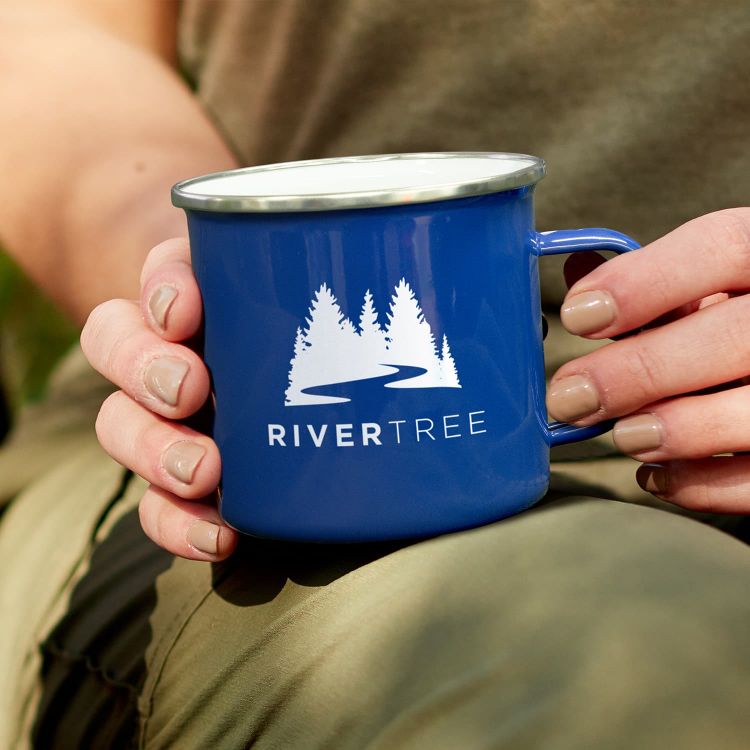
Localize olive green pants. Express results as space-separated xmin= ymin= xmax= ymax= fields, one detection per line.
xmin=3 ymin=467 xmax=750 ymax=748
xmin=2 ymin=352 xmax=750 ymax=748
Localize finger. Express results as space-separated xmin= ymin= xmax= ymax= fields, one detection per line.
xmin=140 ymin=237 xmax=202 ymax=342
xmin=563 ymin=251 xmax=607 ymax=289
xmin=560 ymin=208 xmax=750 ymax=337
xmin=636 ymin=458 xmax=750 ymax=514
xmin=96 ymin=391 xmax=220 ymax=499
xmin=612 ymin=384 xmax=750 ymax=461
xmin=139 ymin=484 xmax=238 ymax=561
xmin=547 ymin=293 xmax=750 ymax=425
xmin=81 ymin=298 xmax=209 ymax=419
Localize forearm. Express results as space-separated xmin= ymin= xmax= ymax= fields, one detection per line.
xmin=0 ymin=3 xmax=237 ymax=324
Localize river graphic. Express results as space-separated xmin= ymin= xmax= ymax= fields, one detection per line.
xmin=301 ymin=365 xmax=439 ymax=404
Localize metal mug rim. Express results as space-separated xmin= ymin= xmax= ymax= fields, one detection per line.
xmin=171 ymin=152 xmax=546 ymax=213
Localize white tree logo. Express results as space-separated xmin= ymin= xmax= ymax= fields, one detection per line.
xmin=285 ymin=279 xmax=461 ymax=406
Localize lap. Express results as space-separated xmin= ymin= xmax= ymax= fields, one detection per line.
xmin=141 ymin=496 xmax=750 ymax=749
xmin=4 ymin=462 xmax=750 ymax=749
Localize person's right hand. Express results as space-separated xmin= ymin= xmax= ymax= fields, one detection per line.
xmin=81 ymin=238 xmax=239 ymax=561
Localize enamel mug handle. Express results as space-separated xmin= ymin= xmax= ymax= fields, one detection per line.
xmin=536 ymin=228 xmax=641 ymax=447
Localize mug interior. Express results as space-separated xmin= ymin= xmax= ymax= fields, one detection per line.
xmin=172 ymin=152 xmax=545 ymax=212
xmin=181 ymin=154 xmax=539 ymax=197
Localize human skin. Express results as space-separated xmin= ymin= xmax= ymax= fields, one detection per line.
xmin=0 ymin=0 xmax=237 ymax=322
xmin=0 ymin=1 xmax=238 ymax=558
xmin=6 ymin=3 xmax=750 ymax=562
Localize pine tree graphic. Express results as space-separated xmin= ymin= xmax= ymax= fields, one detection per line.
xmin=302 ymin=283 xmax=353 ymax=352
xmin=358 ymin=289 xmax=388 ymax=358
xmin=440 ymin=334 xmax=460 ymax=387
xmin=384 ymin=279 xmax=442 ymax=388
xmin=285 ymin=279 xmax=461 ymax=406
xmin=291 ymin=326 xmax=306 ymax=362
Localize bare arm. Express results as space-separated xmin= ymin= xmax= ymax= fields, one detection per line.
xmin=0 ymin=0 xmax=237 ymax=324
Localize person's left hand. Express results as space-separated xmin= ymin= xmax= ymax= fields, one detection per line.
xmin=547 ymin=208 xmax=750 ymax=513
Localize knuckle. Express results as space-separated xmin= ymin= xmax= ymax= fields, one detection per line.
xmin=683 ymin=482 xmax=721 ymax=514
xmin=670 ymin=459 xmax=735 ymax=513
xmin=719 ymin=295 xmax=750 ymax=353
xmin=635 ymin=255 xmax=674 ymax=312
xmin=142 ymin=417 xmax=166 ymax=448
xmin=621 ymin=342 xmax=666 ymax=402
xmin=678 ymin=465 xmax=711 ymax=510
xmin=702 ymin=209 xmax=750 ymax=277
xmin=81 ymin=299 xmax=141 ymax=378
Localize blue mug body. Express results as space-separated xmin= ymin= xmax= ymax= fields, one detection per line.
xmin=176 ymin=154 xmax=638 ymax=542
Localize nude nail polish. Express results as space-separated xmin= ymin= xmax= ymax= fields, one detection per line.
xmin=163 ymin=441 xmax=206 ymax=483
xmin=187 ymin=520 xmax=219 ymax=555
xmin=636 ymin=463 xmax=668 ymax=495
xmin=561 ymin=290 xmax=616 ymax=335
xmin=546 ymin=374 xmax=600 ymax=422
xmin=149 ymin=285 xmax=178 ymax=330
xmin=144 ymin=357 xmax=189 ymax=406
xmin=613 ymin=414 xmax=663 ymax=455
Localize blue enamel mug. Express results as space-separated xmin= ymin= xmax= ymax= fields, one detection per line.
xmin=172 ymin=153 xmax=638 ymax=542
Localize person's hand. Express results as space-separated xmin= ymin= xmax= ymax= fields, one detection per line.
xmin=547 ymin=208 xmax=750 ymax=513
xmin=81 ymin=238 xmax=239 ymax=560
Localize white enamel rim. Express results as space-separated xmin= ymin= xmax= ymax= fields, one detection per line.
xmin=171 ymin=152 xmax=546 ymax=213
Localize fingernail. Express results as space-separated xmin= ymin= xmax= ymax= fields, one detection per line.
xmin=163 ymin=441 xmax=206 ymax=483
xmin=149 ymin=285 xmax=178 ymax=330
xmin=187 ymin=520 xmax=219 ymax=555
xmin=613 ymin=413 xmax=664 ymax=455
xmin=561 ymin=290 xmax=616 ymax=335
xmin=547 ymin=374 xmax=600 ymax=422
xmin=636 ymin=463 xmax=668 ymax=495
xmin=144 ymin=357 xmax=189 ymax=406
